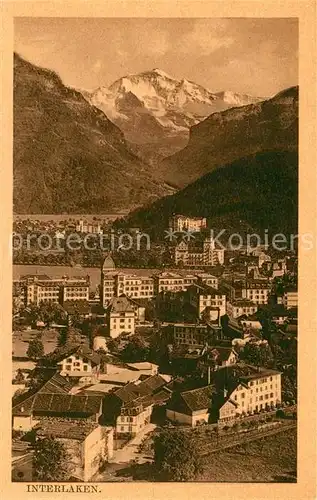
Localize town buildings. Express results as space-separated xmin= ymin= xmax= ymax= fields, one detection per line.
xmin=169 ymin=215 xmax=207 ymax=233
xmin=14 ymin=275 xmax=90 ymax=307
xmin=226 ymin=299 xmax=258 ymax=319
xmin=166 ymin=385 xmax=215 ymax=427
xmin=172 ymin=237 xmax=225 ymax=267
xmin=106 ymin=297 xmax=135 ymax=338
xmin=100 ymin=267 xmax=219 ymax=307
xmin=222 ymin=279 xmax=271 ymax=306
xmin=12 ymin=372 xmax=104 ymax=432
xmin=187 ymin=283 xmax=227 ymax=318
xmin=76 ymin=219 xmax=103 ymax=235
xmin=105 ymin=375 xmax=171 ymax=437
xmin=172 ymin=323 xmax=210 ymax=346
xmin=36 ymin=419 xmax=113 ymax=481
xmin=166 ymin=364 xmax=282 ymax=427
xmin=277 ymin=286 xmax=298 ymax=309
xmin=57 ymin=346 xmax=101 ymax=379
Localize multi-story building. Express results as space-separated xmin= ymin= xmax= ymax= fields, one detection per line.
xmin=100 ymin=268 xmax=219 ymax=308
xmin=106 ymin=375 xmax=171 ymax=437
xmin=166 ymin=364 xmax=282 ymax=427
xmin=172 ymin=323 xmax=210 ymax=346
xmin=243 ymin=280 xmax=271 ymax=305
xmin=169 ymin=215 xmax=207 ymax=233
xmin=57 ymin=346 xmax=101 ymax=377
xmin=214 ymin=364 xmax=282 ymax=419
xmin=277 ymin=286 xmax=298 ymax=309
xmin=115 ymin=274 xmax=154 ymax=300
xmin=154 ymin=272 xmax=185 ymax=294
xmin=106 ymin=297 xmax=135 ymax=338
xmin=101 ymin=272 xmax=154 ymax=307
xmin=226 ymin=299 xmax=258 ymax=319
xmin=222 ymin=279 xmax=271 ymax=306
xmin=76 ymin=219 xmax=103 ymax=234
xmin=187 ymin=284 xmax=227 ymax=318
xmin=196 ymin=273 xmax=219 ymax=289
xmin=173 ymin=237 xmax=224 ymax=267
xmin=36 ymin=420 xmax=113 ymax=482
xmin=16 ymin=275 xmax=90 ymax=307
xmin=61 ymin=279 xmax=90 ymax=303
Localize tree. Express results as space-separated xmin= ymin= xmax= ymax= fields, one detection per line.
xmin=14 ymin=368 xmax=25 ymax=384
xmin=26 ymin=339 xmax=44 ymax=360
xmin=25 ymin=303 xmax=41 ymax=328
xmin=32 ymin=437 xmax=72 ymax=481
xmin=106 ymin=338 xmax=120 ymax=354
xmin=39 ymin=302 xmax=67 ymax=327
xmin=153 ymin=428 xmax=204 ymax=481
xmin=240 ymin=343 xmax=274 ymax=368
xmin=121 ymin=335 xmax=150 ymax=362
xmin=65 ymin=327 xmax=82 ymax=346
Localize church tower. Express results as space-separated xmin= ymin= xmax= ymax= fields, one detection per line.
xmin=100 ymin=253 xmax=116 ymax=307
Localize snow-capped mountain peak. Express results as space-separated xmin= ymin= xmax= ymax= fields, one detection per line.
xmin=85 ymin=69 xmax=264 ymax=160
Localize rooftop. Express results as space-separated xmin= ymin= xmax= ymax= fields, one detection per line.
xmin=108 ymin=297 xmax=134 ymax=314
xmin=181 ymin=384 xmax=215 ymax=412
xmin=13 ymin=392 xmax=103 ymax=416
xmin=36 ymin=418 xmax=100 ymax=441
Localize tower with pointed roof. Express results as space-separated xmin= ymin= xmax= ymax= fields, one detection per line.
xmin=100 ymin=253 xmax=116 ymax=308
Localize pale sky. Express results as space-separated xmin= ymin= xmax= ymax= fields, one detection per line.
xmin=14 ymin=18 xmax=298 ymax=96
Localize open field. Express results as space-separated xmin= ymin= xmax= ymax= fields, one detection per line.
xmin=199 ymin=427 xmax=297 ymax=482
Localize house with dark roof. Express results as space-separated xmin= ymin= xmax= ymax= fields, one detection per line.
xmin=209 ymin=346 xmax=238 ymax=367
xmin=34 ymin=418 xmax=114 ymax=482
xmin=12 ymin=372 xmax=103 ymax=431
xmin=211 ymin=363 xmax=282 ymax=417
xmin=166 ymin=385 xmax=215 ymax=426
xmin=104 ymin=375 xmax=171 ymax=437
xmin=106 ymin=296 xmax=135 ymax=338
xmin=48 ymin=345 xmax=101 ymax=382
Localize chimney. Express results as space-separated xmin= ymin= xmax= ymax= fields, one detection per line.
xmin=207 ymin=365 xmax=211 ymax=385
xmin=223 ymin=387 xmax=228 ymax=398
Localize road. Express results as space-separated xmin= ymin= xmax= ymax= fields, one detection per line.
xmin=110 ymin=423 xmax=156 ymax=464
xmin=93 ymin=423 xmax=156 ymax=481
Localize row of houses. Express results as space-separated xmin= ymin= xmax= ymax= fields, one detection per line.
xmin=12 ymin=359 xmax=283 ymax=480
xmin=13 ymin=274 xmax=90 ymax=308
xmin=101 ymin=263 xmax=220 ymax=306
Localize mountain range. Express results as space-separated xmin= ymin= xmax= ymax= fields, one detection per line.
xmin=86 ymin=68 xmax=264 ymax=161
xmin=122 ymin=150 xmax=298 ymax=238
xmin=13 ymin=54 xmax=171 ymax=214
xmin=159 ymin=86 xmax=298 ymax=188
xmin=13 ymin=54 xmax=298 ymax=234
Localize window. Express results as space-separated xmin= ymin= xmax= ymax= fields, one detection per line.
xmin=241 ymin=393 xmax=245 ymax=399
xmin=120 ymin=426 xmax=124 ymax=431
xmin=270 ymin=393 xmax=274 ymax=398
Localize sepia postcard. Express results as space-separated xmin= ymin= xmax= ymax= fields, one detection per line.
xmin=0 ymin=1 xmax=316 ymax=499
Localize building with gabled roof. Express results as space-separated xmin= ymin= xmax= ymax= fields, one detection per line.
xmin=35 ymin=418 xmax=113 ymax=481
xmin=106 ymin=296 xmax=135 ymax=338
xmin=105 ymin=375 xmax=171 ymax=437
xmin=166 ymin=384 xmax=215 ymax=427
